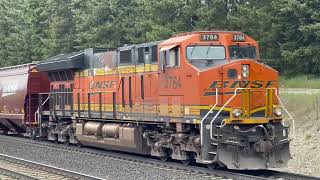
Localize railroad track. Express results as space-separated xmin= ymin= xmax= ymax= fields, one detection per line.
xmin=0 ymin=134 xmax=318 ymax=180
xmin=0 ymin=152 xmax=103 ymax=180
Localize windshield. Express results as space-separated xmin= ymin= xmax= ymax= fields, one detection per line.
xmin=186 ymin=46 xmax=226 ymax=60
xmin=230 ymin=46 xmax=256 ymax=60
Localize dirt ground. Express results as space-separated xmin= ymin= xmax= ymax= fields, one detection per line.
xmin=279 ymin=91 xmax=320 ymax=176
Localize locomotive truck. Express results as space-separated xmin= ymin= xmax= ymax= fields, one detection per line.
xmin=0 ymin=31 xmax=291 ymax=169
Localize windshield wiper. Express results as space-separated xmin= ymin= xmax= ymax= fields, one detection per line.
xmin=190 ymin=46 xmax=197 ymax=57
xmin=205 ymin=46 xmax=210 ymax=57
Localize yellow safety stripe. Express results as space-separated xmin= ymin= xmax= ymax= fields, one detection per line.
xmin=75 ymin=64 xmax=159 ymax=77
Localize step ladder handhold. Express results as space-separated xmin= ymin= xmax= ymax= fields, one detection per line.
xmin=208 ymin=152 xmax=217 ymax=155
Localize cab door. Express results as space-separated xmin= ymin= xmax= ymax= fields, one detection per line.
xmin=158 ymin=45 xmax=184 ymax=118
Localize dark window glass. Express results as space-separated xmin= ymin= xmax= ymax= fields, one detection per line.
xmin=48 ymin=72 xmax=55 ymax=81
xmin=160 ymin=51 xmax=166 ymax=65
xmin=70 ymin=72 xmax=74 ymax=80
xmin=59 ymin=71 xmax=67 ymax=81
xmin=120 ymin=50 xmax=132 ymax=64
xmin=151 ymin=45 xmax=158 ymax=63
xmin=144 ymin=47 xmax=150 ymax=54
xmin=66 ymin=71 xmax=74 ymax=80
xmin=229 ymin=46 xmax=256 ymax=60
xmin=138 ymin=47 xmax=144 ymax=64
xmin=53 ymin=72 xmax=61 ymax=81
xmin=140 ymin=75 xmax=144 ymax=99
xmin=121 ymin=77 xmax=125 ymax=107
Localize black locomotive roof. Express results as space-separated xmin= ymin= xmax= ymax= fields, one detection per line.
xmin=37 ymin=51 xmax=84 ymax=72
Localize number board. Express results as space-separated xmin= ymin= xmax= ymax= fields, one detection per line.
xmin=201 ymin=34 xmax=219 ymax=41
xmin=233 ymin=34 xmax=246 ymax=42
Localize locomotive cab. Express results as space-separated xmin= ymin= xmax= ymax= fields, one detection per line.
xmin=157 ymin=31 xmax=291 ymax=169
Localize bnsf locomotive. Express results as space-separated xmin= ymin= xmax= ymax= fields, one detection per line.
xmin=0 ymin=31 xmax=291 ymax=169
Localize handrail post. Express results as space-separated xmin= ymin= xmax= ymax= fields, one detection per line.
xmin=71 ymin=92 xmax=74 ymax=116
xmin=201 ymin=87 xmax=295 ymax=146
xmin=77 ymin=92 xmax=80 ymax=117
xmin=99 ymin=92 xmax=102 ymax=118
xmin=113 ymin=92 xmax=116 ymax=119
xmin=200 ymin=88 xmax=218 ymax=146
xmin=62 ymin=91 xmax=65 ymax=117
xmin=35 ymin=93 xmax=51 ymax=137
xmin=210 ymin=88 xmax=244 ymax=140
xmin=269 ymin=88 xmax=295 ymax=139
xmin=38 ymin=94 xmax=42 ymax=127
xmin=88 ymin=93 xmax=91 ymax=119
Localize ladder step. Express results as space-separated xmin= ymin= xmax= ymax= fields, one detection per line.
xmin=211 ymin=142 xmax=218 ymax=146
xmin=208 ymin=152 xmax=217 ymax=155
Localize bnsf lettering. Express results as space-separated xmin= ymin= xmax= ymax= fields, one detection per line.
xmin=89 ymin=81 xmax=116 ymax=89
xmin=209 ymin=80 xmax=275 ymax=89
xmin=251 ymin=80 xmax=264 ymax=88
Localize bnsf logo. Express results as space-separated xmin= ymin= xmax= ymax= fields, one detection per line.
xmin=204 ymin=80 xmax=276 ymax=96
xmin=209 ymin=80 xmax=276 ymax=89
xmin=89 ymin=81 xmax=116 ymax=89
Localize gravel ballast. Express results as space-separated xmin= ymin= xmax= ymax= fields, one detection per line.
xmin=0 ymin=136 xmax=222 ymax=180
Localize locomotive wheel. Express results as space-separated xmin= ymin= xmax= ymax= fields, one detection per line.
xmin=64 ymin=138 xmax=70 ymax=146
xmin=207 ymin=162 xmax=219 ymax=170
xmin=31 ymin=129 xmax=37 ymax=140
xmin=159 ymin=150 xmax=171 ymax=162
xmin=181 ymin=153 xmax=193 ymax=166
xmin=1 ymin=131 xmax=8 ymax=135
xmin=160 ymin=154 xmax=169 ymax=162
xmin=181 ymin=159 xmax=192 ymax=166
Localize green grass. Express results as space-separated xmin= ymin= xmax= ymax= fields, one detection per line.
xmin=280 ymin=75 xmax=320 ymax=89
xmin=280 ymin=92 xmax=320 ymax=125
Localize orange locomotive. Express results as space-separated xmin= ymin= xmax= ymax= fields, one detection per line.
xmin=36 ymin=31 xmax=291 ymax=169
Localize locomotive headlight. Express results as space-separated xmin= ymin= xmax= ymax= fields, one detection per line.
xmin=273 ymin=107 xmax=282 ymax=116
xmin=233 ymin=109 xmax=242 ymax=117
xmin=242 ymin=65 xmax=250 ymax=78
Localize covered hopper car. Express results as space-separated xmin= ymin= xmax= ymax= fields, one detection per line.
xmin=0 ymin=31 xmax=292 ymax=170
xmin=0 ymin=64 xmax=49 ymax=135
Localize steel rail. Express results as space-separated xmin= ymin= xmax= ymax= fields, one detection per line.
xmin=1 ymin=135 xmax=318 ymax=180
xmin=234 ymin=169 xmax=320 ymax=180
xmin=0 ymin=166 xmax=38 ymax=180
xmin=0 ymin=151 xmax=103 ymax=180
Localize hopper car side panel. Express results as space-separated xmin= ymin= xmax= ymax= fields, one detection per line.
xmin=0 ymin=64 xmax=49 ymax=133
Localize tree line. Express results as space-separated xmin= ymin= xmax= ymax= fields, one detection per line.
xmin=0 ymin=0 xmax=319 ymax=75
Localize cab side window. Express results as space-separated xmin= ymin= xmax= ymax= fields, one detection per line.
xmin=137 ymin=45 xmax=158 ymax=64
xmin=161 ymin=47 xmax=180 ymax=67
